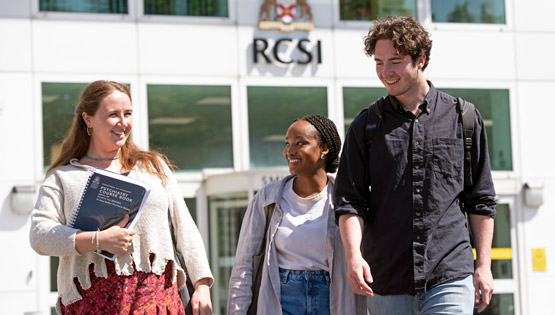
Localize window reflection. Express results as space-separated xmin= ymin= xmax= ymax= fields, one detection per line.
xmin=339 ymin=0 xmax=416 ymax=21
xmin=39 ymin=0 xmax=128 ymax=13
xmin=431 ymin=0 xmax=506 ymax=24
xmin=473 ymin=293 xmax=514 ymax=314
xmin=343 ymin=87 xmax=513 ymax=171
xmin=490 ymin=204 xmax=512 ymax=279
xmin=343 ymin=87 xmax=387 ymax=135
xmin=41 ymin=82 xmax=88 ymax=169
xmin=50 ymin=256 xmax=59 ymax=292
xmin=439 ymin=88 xmax=512 ymax=171
xmin=144 ymin=0 xmax=228 ymax=17
xmin=147 ymin=84 xmax=233 ymax=171
xmin=184 ymin=197 xmax=197 ymax=223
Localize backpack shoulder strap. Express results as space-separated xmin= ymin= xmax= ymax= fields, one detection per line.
xmin=365 ymin=96 xmax=386 ymax=149
xmin=457 ymin=97 xmax=476 ymax=188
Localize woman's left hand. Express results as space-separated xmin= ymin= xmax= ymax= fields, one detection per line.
xmin=191 ymin=278 xmax=213 ymax=315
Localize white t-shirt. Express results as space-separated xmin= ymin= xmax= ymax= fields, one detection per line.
xmin=275 ymin=177 xmax=330 ymax=271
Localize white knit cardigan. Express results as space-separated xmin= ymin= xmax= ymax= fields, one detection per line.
xmin=29 ymin=159 xmax=213 ymax=312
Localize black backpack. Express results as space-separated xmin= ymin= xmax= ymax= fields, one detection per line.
xmin=364 ymin=97 xmax=476 ymax=188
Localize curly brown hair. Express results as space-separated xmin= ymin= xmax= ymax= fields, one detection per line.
xmin=363 ymin=16 xmax=432 ymax=70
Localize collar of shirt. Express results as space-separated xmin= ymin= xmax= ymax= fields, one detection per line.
xmin=386 ymin=81 xmax=438 ymax=117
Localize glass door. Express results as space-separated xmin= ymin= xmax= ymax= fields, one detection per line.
xmin=208 ymin=192 xmax=249 ymax=314
xmin=203 ymin=167 xmax=289 ymax=315
xmin=474 ymin=196 xmax=520 ymax=315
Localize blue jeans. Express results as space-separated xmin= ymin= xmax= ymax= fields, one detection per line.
xmin=367 ymin=275 xmax=474 ymax=315
xmin=279 ymin=268 xmax=330 ymax=315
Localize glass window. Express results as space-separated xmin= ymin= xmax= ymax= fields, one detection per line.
xmin=339 ymin=0 xmax=417 ymax=21
xmin=431 ymin=0 xmax=505 ymax=24
xmin=343 ymin=87 xmax=512 ymax=171
xmin=42 ymin=82 xmax=88 ymax=170
xmin=39 ymin=0 xmax=128 ymax=14
xmin=247 ymin=86 xmax=328 ymax=168
xmin=50 ymin=256 xmax=59 ymax=292
xmin=439 ymin=88 xmax=512 ymax=171
xmin=208 ymin=192 xmax=249 ymax=314
xmin=147 ymin=84 xmax=233 ymax=171
xmin=144 ymin=0 xmax=228 ymax=17
xmin=184 ymin=197 xmax=197 ymax=223
xmin=343 ymin=87 xmax=387 ymax=135
xmin=470 ymin=203 xmax=512 ymax=279
xmin=474 ymin=293 xmax=514 ymax=314
xmin=491 ymin=204 xmax=512 ymax=279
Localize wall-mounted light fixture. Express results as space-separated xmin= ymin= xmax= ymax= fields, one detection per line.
xmin=523 ymin=182 xmax=544 ymax=208
xmin=11 ymin=185 xmax=36 ymax=215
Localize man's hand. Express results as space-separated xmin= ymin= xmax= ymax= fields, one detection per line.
xmin=346 ymin=255 xmax=374 ymax=297
xmin=468 ymin=214 xmax=495 ymax=313
xmin=473 ymin=263 xmax=494 ymax=312
xmin=339 ymin=214 xmax=374 ymax=297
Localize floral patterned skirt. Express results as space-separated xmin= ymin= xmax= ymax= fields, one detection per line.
xmin=60 ymin=259 xmax=185 ymax=315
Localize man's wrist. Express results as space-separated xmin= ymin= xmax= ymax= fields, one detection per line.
xmin=475 ymin=259 xmax=492 ymax=270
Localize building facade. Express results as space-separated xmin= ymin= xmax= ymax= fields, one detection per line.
xmin=0 ymin=0 xmax=553 ymax=314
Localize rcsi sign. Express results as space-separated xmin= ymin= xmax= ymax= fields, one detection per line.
xmin=254 ymin=0 xmax=321 ymax=65
xmin=253 ymin=38 xmax=322 ymax=64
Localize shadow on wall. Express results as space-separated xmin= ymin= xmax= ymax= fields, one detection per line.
xmin=520 ymin=184 xmax=544 ymax=223
xmin=0 ymin=188 xmax=32 ymax=231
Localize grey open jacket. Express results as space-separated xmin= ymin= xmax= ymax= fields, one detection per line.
xmin=227 ymin=175 xmax=367 ymax=314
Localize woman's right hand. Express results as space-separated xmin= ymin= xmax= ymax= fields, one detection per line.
xmin=98 ymin=214 xmax=136 ymax=254
xmin=192 ymin=278 xmax=213 ymax=315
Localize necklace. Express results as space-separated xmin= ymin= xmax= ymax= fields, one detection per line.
xmin=85 ymin=154 xmax=120 ymax=161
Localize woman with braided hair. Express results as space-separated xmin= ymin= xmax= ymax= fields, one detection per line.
xmin=227 ymin=115 xmax=366 ymax=314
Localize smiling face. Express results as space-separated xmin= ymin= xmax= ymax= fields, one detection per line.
xmin=374 ymin=39 xmax=426 ymax=102
xmin=283 ymin=120 xmax=328 ymax=177
xmin=82 ymin=90 xmax=133 ymax=156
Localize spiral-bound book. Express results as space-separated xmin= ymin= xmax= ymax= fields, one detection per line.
xmin=68 ymin=168 xmax=151 ymax=260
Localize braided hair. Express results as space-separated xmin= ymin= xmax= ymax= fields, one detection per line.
xmin=296 ymin=114 xmax=342 ymax=173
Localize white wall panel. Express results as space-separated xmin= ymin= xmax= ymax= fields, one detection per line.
xmin=0 ymin=74 xmax=35 ymax=181
xmin=427 ymin=30 xmax=515 ymax=81
xmin=0 ymin=0 xmax=31 ymax=18
xmin=333 ymin=28 xmax=374 ymax=79
xmin=0 ymin=19 xmax=32 ymax=72
xmin=32 ymin=20 xmax=138 ymax=74
xmin=526 ymin=277 xmax=555 ymax=315
xmin=138 ymin=23 xmax=237 ymax=76
xmin=307 ymin=0 xmax=335 ymax=29
xmin=515 ymin=33 xmax=555 ymax=81
xmin=0 ymin=186 xmax=37 ymax=312
xmin=514 ymin=0 xmax=555 ymax=32
xmin=0 ymin=292 xmax=39 ymax=314
xmin=522 ymin=181 xmax=555 ymax=314
xmin=237 ymin=0 xmax=268 ymax=26
xmin=520 ymin=180 xmax=555 ymax=277
xmin=517 ymin=82 xmax=555 ymax=177
xmin=0 ymin=217 xmax=35 ymax=291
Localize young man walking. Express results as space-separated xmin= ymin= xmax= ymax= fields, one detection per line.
xmin=334 ymin=16 xmax=496 ymax=314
